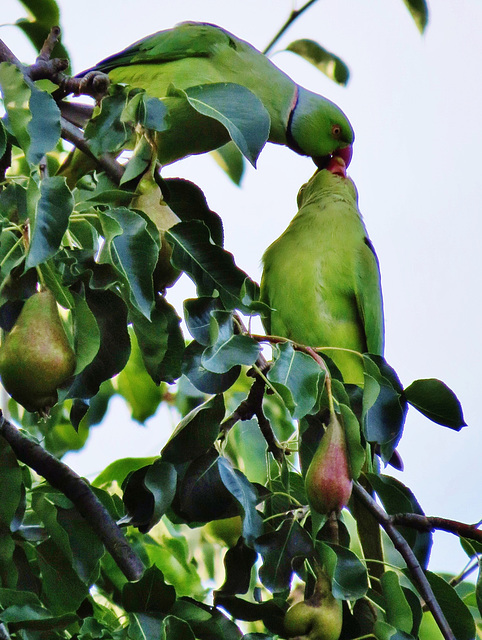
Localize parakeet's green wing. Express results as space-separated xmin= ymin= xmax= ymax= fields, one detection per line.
xmin=89 ymin=23 xmax=232 ymax=73
xmin=355 ymin=237 xmax=384 ymax=356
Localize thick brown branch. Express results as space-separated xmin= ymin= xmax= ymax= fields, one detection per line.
xmin=391 ymin=513 xmax=482 ymax=543
xmin=0 ymin=413 xmax=144 ymax=581
xmin=353 ymin=482 xmax=456 ymax=640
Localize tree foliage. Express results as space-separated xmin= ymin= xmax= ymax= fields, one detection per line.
xmin=1 ymin=1 xmax=481 ymax=640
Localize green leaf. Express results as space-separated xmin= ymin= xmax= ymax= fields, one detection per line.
xmin=176 ymin=449 xmax=240 ymax=522
xmin=98 ymin=207 xmax=158 ymax=318
xmin=26 ymin=176 xmax=73 ymax=268
xmin=0 ymin=525 xmax=17 ymax=588
xmin=403 ymin=0 xmax=429 ymax=33
xmin=161 ymin=615 xmax=196 ymax=640
xmin=184 ymin=296 xmax=220 ymax=345
xmin=369 ymin=474 xmax=432 ymax=568
xmin=0 ymin=119 xmax=7 ymax=158
xmin=363 ymin=355 xmax=408 ymax=462
xmin=424 ymin=571 xmax=475 ymax=640
xmin=161 ymin=394 xmax=225 ymax=464
xmin=183 ymin=339 xmax=241 ymax=394
xmin=167 ymin=220 xmax=259 ymax=312
xmin=339 ymin=403 xmax=365 ymax=481
xmin=71 ymin=290 xmax=101 ymax=375
xmin=0 ymin=62 xmax=32 ymax=156
xmin=122 ymin=565 xmax=176 ymax=614
xmin=84 ymin=85 xmax=131 ymax=155
xmin=317 ymin=542 xmax=368 ymax=600
xmin=381 ymin=571 xmax=413 ymax=633
xmin=0 ymin=437 xmax=23 ymax=528
xmin=255 ymin=519 xmax=314 ymax=592
xmin=27 ymin=87 xmax=61 ymax=164
xmin=287 ymin=39 xmax=350 ymax=85
xmin=93 ymin=456 xmax=157 ymax=488
xmin=130 ymin=296 xmax=184 ymax=385
xmin=267 ymin=342 xmax=324 ymax=419
xmin=165 ymin=177 xmax=224 ymax=246
xmin=202 ymin=310 xmax=260 ymax=373
xmin=176 ymin=83 xmax=270 ymax=167
xmin=56 ymin=506 xmax=104 ymax=584
xmin=210 ymin=141 xmax=245 ymax=185
xmin=67 ymin=288 xmax=130 ymax=405
xmin=404 ymin=378 xmax=466 ymax=430
xmin=218 ymin=456 xmax=263 ymax=546
xmin=116 ymin=327 xmax=165 ymax=422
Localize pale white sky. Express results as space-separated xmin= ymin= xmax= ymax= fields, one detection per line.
xmin=2 ymin=0 xmax=482 ymax=575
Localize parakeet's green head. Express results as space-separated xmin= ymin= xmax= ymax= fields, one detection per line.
xmin=288 ymin=87 xmax=354 ymax=169
xmin=297 ymin=166 xmax=358 ymax=209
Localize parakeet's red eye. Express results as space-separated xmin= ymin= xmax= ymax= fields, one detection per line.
xmin=332 ymin=124 xmax=342 ymax=138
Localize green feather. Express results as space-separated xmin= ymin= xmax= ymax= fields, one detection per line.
xmin=260 ymin=169 xmax=383 ymax=386
xmin=81 ymin=22 xmax=354 ymax=160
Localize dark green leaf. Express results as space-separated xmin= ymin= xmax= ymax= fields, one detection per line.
xmin=183 ymin=340 xmax=241 ymax=393
xmin=176 ymin=449 xmax=239 ymax=522
xmin=0 ymin=119 xmax=7 ymax=159
xmin=0 ymin=437 xmax=23 ymax=528
xmin=98 ymin=207 xmax=158 ymax=318
xmin=27 ymin=87 xmax=61 ymax=164
xmin=403 ymin=0 xmax=429 ymax=33
xmin=71 ymin=290 xmax=101 ymax=375
xmin=164 ymin=178 xmax=224 ymax=247
xmin=131 ymin=296 xmax=184 ymax=385
xmin=68 ymin=288 xmax=130 ymax=406
xmin=161 ymin=394 xmax=225 ymax=464
xmin=202 ymin=311 xmax=260 ymax=373
xmin=84 ymin=85 xmax=130 ymax=155
xmin=424 ymin=571 xmax=475 ymax=640
xmin=218 ymin=457 xmax=263 ymax=546
xmin=167 ymin=220 xmax=259 ymax=312
xmin=339 ymin=403 xmax=365 ymax=481
xmin=363 ymin=356 xmax=408 ymax=462
xmin=122 ymin=565 xmax=176 ymax=614
xmin=381 ymin=571 xmax=413 ymax=633
xmin=369 ymin=474 xmax=432 ymax=568
xmin=287 ymin=40 xmax=350 ymax=85
xmin=56 ymin=506 xmax=104 ymax=584
xmin=317 ymin=542 xmax=368 ymax=600
xmin=93 ymin=456 xmax=157 ymax=488
xmin=184 ymin=296 xmax=220 ymax=345
xmin=0 ymin=62 xmax=33 ymax=156
xmin=256 ymin=519 xmax=314 ymax=592
xmin=476 ymin=561 xmax=482 ymax=619
xmin=218 ymin=540 xmax=258 ymax=595
xmin=178 ymin=83 xmax=270 ymax=167
xmin=404 ymin=378 xmax=466 ymax=430
xmin=161 ymin=615 xmax=196 ymax=640
xmin=0 ymin=525 xmax=17 ymax=588
xmin=26 ymin=176 xmax=73 ymax=268
xmin=210 ymin=142 xmax=245 ymax=185
xmin=268 ymin=342 xmax=324 ymax=419
xmin=116 ymin=328 xmax=165 ymax=422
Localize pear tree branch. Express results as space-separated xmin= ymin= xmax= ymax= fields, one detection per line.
xmin=352 ymin=482 xmax=456 ymax=640
xmin=390 ymin=512 xmax=482 ymax=543
xmin=0 ymin=412 xmax=145 ymax=581
xmin=264 ymin=0 xmax=320 ymax=54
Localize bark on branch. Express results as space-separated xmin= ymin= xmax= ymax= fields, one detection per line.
xmin=0 ymin=412 xmax=145 ymax=581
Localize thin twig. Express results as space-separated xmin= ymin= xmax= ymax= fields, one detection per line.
xmin=264 ymin=0 xmax=319 ymax=54
xmin=353 ymin=482 xmax=456 ymax=640
xmin=0 ymin=413 xmax=144 ymax=581
xmin=391 ymin=512 xmax=482 ymax=543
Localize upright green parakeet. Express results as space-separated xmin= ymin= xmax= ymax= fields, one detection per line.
xmin=260 ymin=158 xmax=385 ymax=584
xmin=62 ymin=22 xmax=353 ymax=169
xmin=260 ymin=160 xmax=383 ymax=386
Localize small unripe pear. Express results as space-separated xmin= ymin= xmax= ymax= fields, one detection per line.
xmin=305 ymin=411 xmax=352 ymax=515
xmin=284 ymin=572 xmax=343 ymax=640
xmin=0 ymin=289 xmax=76 ymax=413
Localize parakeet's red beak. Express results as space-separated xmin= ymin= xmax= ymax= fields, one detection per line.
xmin=313 ymin=144 xmax=353 ymax=173
xmin=326 ymin=155 xmax=347 ymax=177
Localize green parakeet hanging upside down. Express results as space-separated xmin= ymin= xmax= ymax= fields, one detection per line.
xmin=64 ymin=21 xmax=354 ymax=169
xmin=260 ymin=158 xmax=384 ymax=386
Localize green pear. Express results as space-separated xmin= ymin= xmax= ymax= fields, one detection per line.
xmin=0 ymin=289 xmax=76 ymax=413
xmin=305 ymin=410 xmax=352 ymax=515
xmin=284 ymin=571 xmax=343 ymax=639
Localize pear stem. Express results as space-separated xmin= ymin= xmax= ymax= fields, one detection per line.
xmin=0 ymin=412 xmax=145 ymax=581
